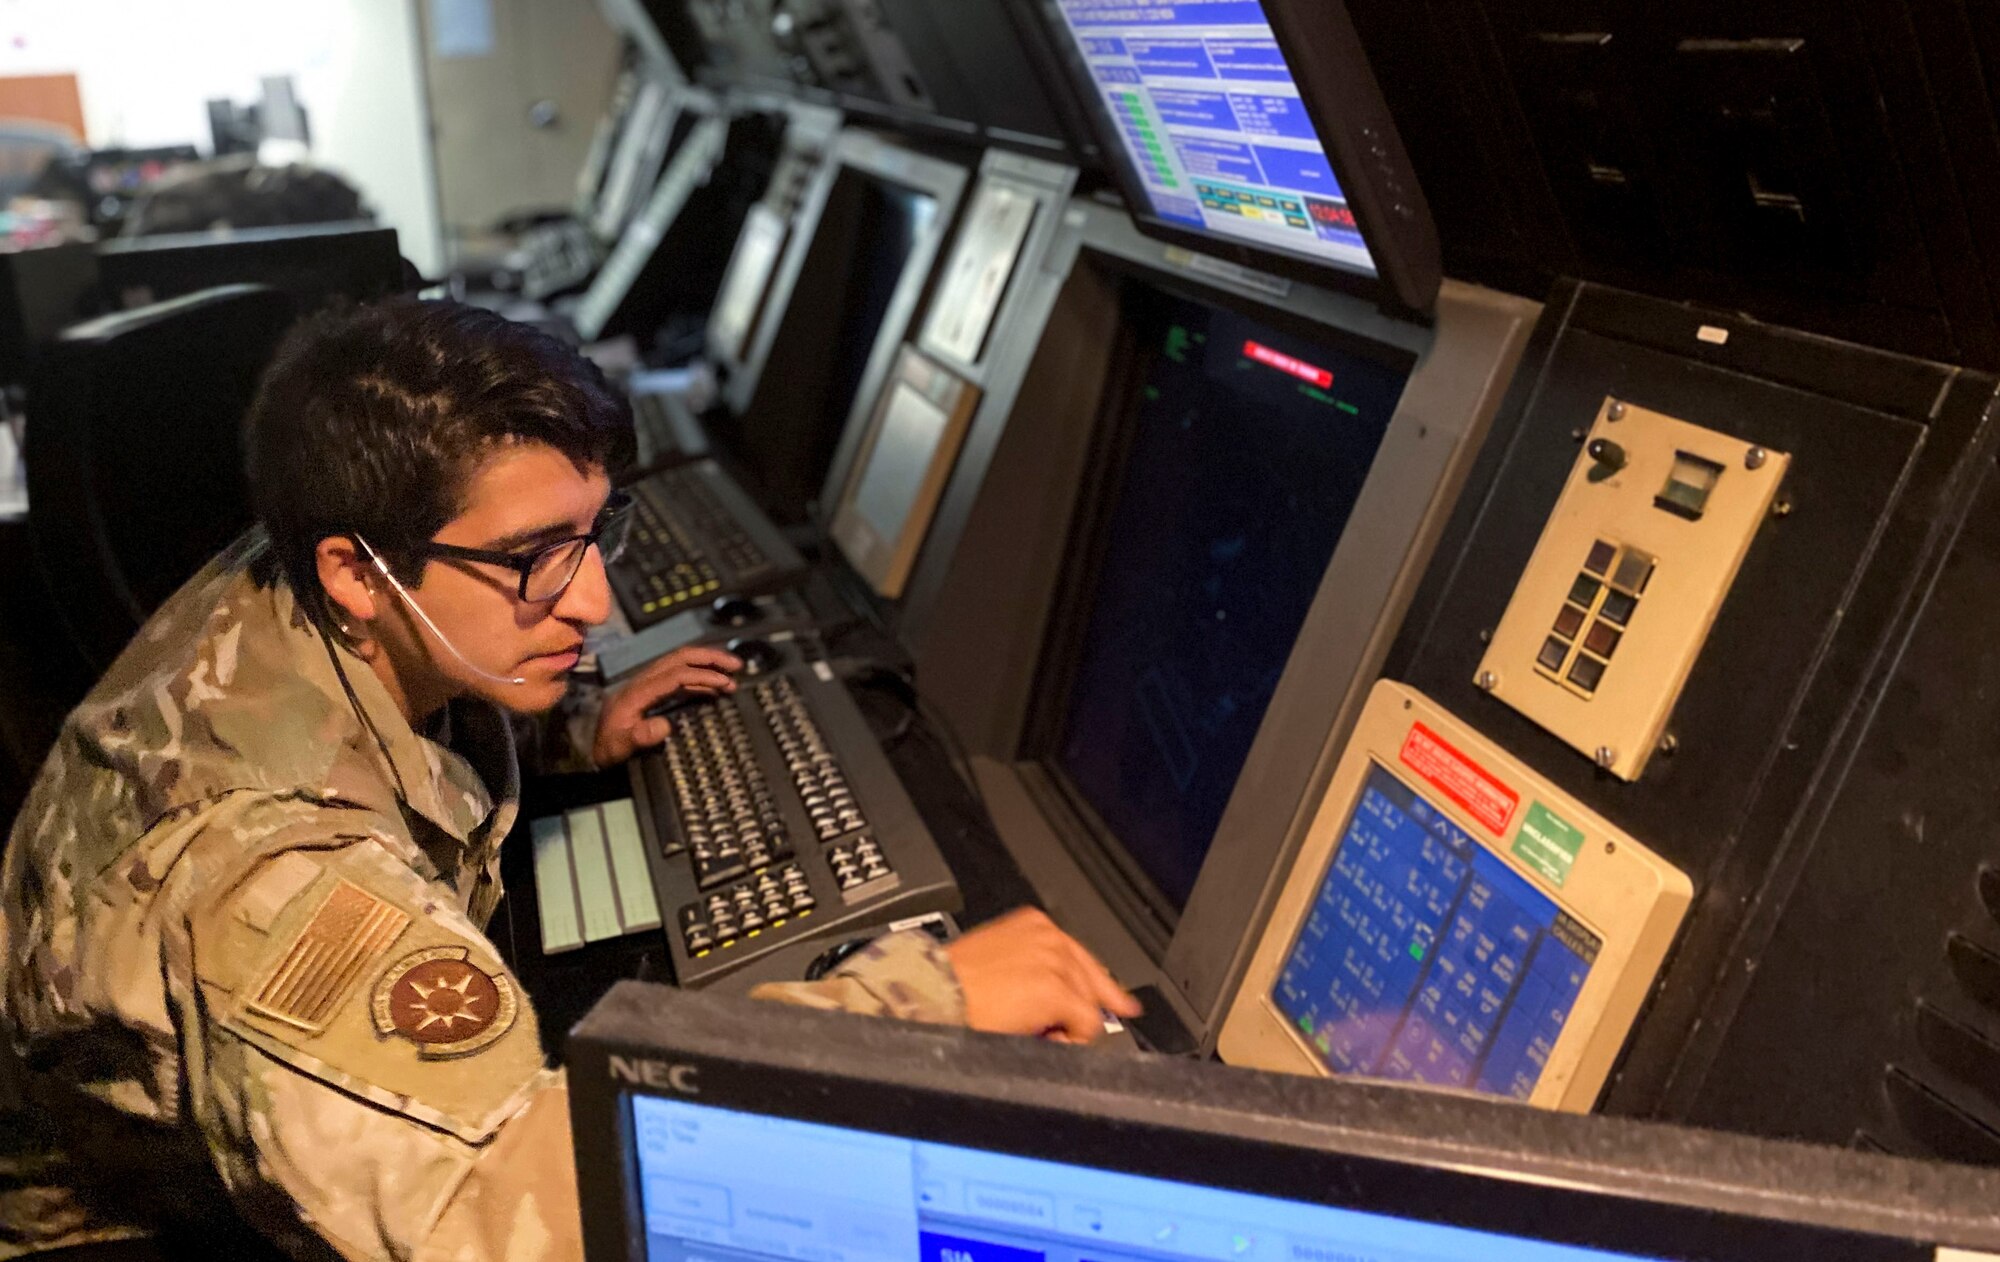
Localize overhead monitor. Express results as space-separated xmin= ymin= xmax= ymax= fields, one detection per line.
xmin=828 ymin=346 xmax=981 ymax=598
xmin=1043 ymin=283 xmax=1410 ymax=914
xmin=571 ymin=983 xmax=2000 ymax=1262
xmin=1036 ymin=0 xmax=1440 ymax=311
xmin=1220 ymin=680 xmax=1690 ymax=1110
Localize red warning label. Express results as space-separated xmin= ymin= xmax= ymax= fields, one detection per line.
xmin=1399 ymin=723 xmax=1521 ymax=837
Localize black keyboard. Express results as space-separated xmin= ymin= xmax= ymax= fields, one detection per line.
xmin=610 ymin=460 xmax=806 ymax=629
xmin=630 ymin=654 xmax=960 ymax=987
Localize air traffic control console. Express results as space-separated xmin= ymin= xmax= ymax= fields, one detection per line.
xmin=907 ymin=190 xmax=1538 ymax=1057
xmin=1205 ymin=277 xmax=2000 ymax=1160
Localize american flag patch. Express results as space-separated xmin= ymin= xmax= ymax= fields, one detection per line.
xmin=246 ymin=881 xmax=411 ymax=1033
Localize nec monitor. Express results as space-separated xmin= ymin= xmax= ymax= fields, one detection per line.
xmin=1036 ymin=0 xmax=1439 ymax=311
xmin=570 ymin=983 xmax=2000 ymax=1262
xmin=1042 ymin=283 xmax=1410 ymax=913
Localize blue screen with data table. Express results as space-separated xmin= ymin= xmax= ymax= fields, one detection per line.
xmin=1273 ymin=764 xmax=1602 ymax=1101
xmin=1049 ymin=0 xmax=1376 ymax=277
xmin=628 ymin=1092 xmax=1664 ymax=1262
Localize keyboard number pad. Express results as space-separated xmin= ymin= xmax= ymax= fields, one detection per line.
xmin=677 ymin=862 xmax=815 ymax=957
xmin=754 ymin=677 xmax=867 ymax=843
xmin=827 ymin=835 xmax=897 ymax=901
xmin=662 ymin=701 xmax=793 ymax=890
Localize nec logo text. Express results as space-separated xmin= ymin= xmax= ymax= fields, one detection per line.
xmin=609 ymin=1056 xmax=701 ymax=1094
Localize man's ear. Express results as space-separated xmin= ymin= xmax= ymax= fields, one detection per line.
xmin=315 ymin=536 xmax=381 ymax=630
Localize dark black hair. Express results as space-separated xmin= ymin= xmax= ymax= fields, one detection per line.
xmin=244 ymin=298 xmax=632 ymax=629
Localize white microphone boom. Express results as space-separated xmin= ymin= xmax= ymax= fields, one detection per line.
xmin=355 ymin=535 xmax=528 ymax=686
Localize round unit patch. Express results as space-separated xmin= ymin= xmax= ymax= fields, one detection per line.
xmin=371 ymin=946 xmax=518 ymax=1058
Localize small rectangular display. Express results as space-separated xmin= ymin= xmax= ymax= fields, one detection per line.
xmin=922 ymin=181 xmax=1038 ymax=366
xmin=1047 ymin=0 xmax=1376 ymax=278
xmin=852 ymin=381 xmax=949 ymax=543
xmin=1273 ymin=764 xmax=1601 ymax=1101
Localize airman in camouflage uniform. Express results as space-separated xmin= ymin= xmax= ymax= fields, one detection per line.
xmin=0 ymin=299 xmax=1132 ymax=1258
xmin=0 ymin=535 xmax=967 ymax=1258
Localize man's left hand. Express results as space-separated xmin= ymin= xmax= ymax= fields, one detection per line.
xmin=593 ymin=645 xmax=743 ymax=766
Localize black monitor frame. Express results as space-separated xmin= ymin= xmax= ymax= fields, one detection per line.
xmin=570 ymin=983 xmax=2000 ymax=1262
xmin=93 ymin=222 xmax=404 ymax=313
xmin=721 ymin=127 xmax=971 ymax=522
xmin=1029 ymin=0 xmax=1441 ymax=314
xmin=1019 ymin=262 xmax=1419 ymax=937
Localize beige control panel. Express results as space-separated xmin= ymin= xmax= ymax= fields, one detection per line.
xmin=1475 ymin=397 xmax=1788 ymax=781
xmin=1219 ymin=681 xmax=1691 ymax=1112
xmin=828 ymin=346 xmax=982 ymax=600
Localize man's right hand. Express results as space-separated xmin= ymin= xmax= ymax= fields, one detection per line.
xmin=944 ymin=908 xmax=1142 ymax=1044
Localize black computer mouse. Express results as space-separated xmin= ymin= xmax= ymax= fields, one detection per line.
xmin=726 ymin=637 xmax=783 ymax=676
xmin=709 ymin=595 xmax=761 ymax=627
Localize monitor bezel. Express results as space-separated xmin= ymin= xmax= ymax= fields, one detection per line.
xmin=570 ymin=983 xmax=1984 ymax=1262
xmin=721 ymin=127 xmax=972 ymax=520
xmin=1017 ymin=263 xmax=1421 ymax=949
xmin=1030 ymin=0 xmax=1441 ymax=315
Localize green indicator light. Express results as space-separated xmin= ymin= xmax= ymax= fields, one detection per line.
xmin=1298 ymin=1014 xmax=1314 ymax=1034
xmin=1408 ymin=941 xmax=1425 ymax=961
xmin=1336 ymin=401 xmax=1361 ymax=416
xmin=1144 ymin=386 xmax=1162 ymax=401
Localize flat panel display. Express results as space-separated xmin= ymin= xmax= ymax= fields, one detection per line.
xmin=711 ymin=203 xmax=788 ymax=364
xmin=1046 ymin=0 xmax=1375 ymax=278
xmin=593 ymin=79 xmax=676 ymax=241
xmin=920 ymin=181 xmax=1038 ymax=366
xmin=1052 ymin=288 xmax=1409 ymax=910
xmin=1273 ymin=763 xmax=1601 ymax=1101
xmin=629 ymin=1093 xmax=1661 ymax=1262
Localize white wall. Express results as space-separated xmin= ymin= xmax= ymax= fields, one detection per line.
xmin=0 ymin=0 xmax=445 ymax=276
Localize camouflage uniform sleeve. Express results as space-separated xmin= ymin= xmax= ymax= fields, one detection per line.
xmin=748 ymin=930 xmax=967 ymax=1026
xmin=171 ymin=806 xmax=584 ymax=1261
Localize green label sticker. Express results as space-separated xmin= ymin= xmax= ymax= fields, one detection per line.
xmin=1513 ymin=801 xmax=1587 ymax=888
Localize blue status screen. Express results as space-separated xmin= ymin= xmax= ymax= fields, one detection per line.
xmin=630 ymin=1093 xmax=1666 ymax=1262
xmin=1273 ymin=765 xmax=1602 ymax=1101
xmin=1049 ymin=0 xmax=1377 ymax=277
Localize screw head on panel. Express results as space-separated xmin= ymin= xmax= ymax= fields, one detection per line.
xmin=1607 ymin=401 xmax=1627 ymax=422
xmin=1595 ymin=746 xmax=1617 ymax=769
xmin=1746 ymin=447 xmax=1768 ymax=470
xmin=1477 ymin=671 xmax=1499 ymax=692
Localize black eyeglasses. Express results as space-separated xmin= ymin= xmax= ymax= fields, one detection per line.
xmin=412 ymin=491 xmax=634 ymax=602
